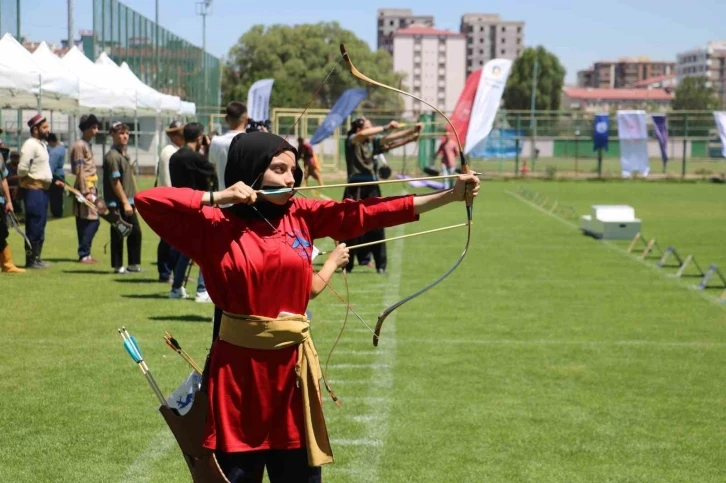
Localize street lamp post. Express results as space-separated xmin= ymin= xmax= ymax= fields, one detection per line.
xmin=195 ymin=1 xmax=213 ymax=113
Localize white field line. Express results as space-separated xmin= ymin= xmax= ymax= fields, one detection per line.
xmin=327 ymin=222 xmax=404 ymax=482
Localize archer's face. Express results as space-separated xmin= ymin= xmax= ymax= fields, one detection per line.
xmin=260 ymin=150 xmax=297 ymax=205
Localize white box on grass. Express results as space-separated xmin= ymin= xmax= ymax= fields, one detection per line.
xmin=581 ymin=205 xmax=641 ymax=240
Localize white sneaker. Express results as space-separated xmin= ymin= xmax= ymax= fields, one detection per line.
xmin=114 ymin=266 xmax=127 ymax=274
xmin=195 ymin=290 xmax=212 ymax=303
xmin=170 ymin=287 xmax=188 ymax=299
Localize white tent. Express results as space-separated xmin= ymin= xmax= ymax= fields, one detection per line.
xmin=97 ymin=53 xmax=160 ymax=115
xmin=119 ymin=62 xmax=181 ymax=115
xmin=62 ymin=46 xmax=136 ymax=114
xmin=31 ymin=41 xmax=80 ymax=112
xmin=0 ymin=57 xmax=39 ymax=109
xmin=0 ymin=33 xmax=43 ymax=109
xmin=180 ymin=101 xmax=196 ymax=117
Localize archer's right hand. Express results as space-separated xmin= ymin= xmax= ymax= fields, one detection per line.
xmin=327 ymin=243 xmax=350 ymax=269
xmin=218 ymin=182 xmax=257 ymax=206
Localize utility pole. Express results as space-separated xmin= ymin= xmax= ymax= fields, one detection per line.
xmin=195 ymin=1 xmax=212 ymax=111
xmin=68 ymin=0 xmax=74 ymax=51
xmin=16 ymin=0 xmax=22 ymax=148
xmin=68 ymin=0 xmax=75 ymax=145
xmin=530 ymin=55 xmax=539 ymax=169
xmin=155 ymin=0 xmax=159 ymax=90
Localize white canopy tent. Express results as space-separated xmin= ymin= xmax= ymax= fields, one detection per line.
xmin=96 ymin=53 xmax=160 ymax=115
xmin=30 ymin=41 xmax=80 ymax=112
xmin=118 ymin=62 xmax=182 ymax=116
xmin=180 ymin=101 xmax=196 ymax=117
xmin=62 ymin=46 xmax=136 ymax=114
xmin=0 ymin=33 xmax=43 ymax=109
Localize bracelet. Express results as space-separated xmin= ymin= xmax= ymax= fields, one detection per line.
xmin=209 ymin=190 xmax=215 ymax=206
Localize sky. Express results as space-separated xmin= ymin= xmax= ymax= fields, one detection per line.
xmin=18 ymin=0 xmax=726 ymax=84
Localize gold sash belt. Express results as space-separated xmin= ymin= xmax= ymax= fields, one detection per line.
xmin=219 ymin=312 xmax=334 ymax=466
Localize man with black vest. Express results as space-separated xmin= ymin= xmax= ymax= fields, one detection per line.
xmin=168 ymin=122 xmax=216 ymax=302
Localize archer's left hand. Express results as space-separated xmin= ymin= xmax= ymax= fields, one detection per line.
xmin=4 ymin=201 xmax=13 ymax=213
xmin=451 ymin=174 xmax=480 ymax=203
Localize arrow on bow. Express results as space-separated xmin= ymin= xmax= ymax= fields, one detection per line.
xmin=339 ymin=43 xmax=475 ymax=347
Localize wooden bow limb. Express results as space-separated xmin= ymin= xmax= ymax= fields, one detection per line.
xmin=339 ymin=42 xmax=476 ymax=347
xmin=58 ymin=179 xmax=134 ymax=238
xmin=318 ymin=223 xmax=469 ymax=256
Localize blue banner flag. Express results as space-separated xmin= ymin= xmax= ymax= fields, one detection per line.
xmin=651 ymin=114 xmax=668 ymax=164
xmin=593 ymin=114 xmax=609 ymax=151
xmin=310 ymin=89 xmax=367 ymax=145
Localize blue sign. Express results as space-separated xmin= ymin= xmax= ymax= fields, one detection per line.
xmin=593 ymin=114 xmax=609 ymax=151
xmin=468 ymin=129 xmax=524 ymax=158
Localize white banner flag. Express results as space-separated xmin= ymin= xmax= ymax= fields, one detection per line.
xmin=713 ymin=112 xmax=726 ymax=158
xmin=617 ymin=110 xmax=650 ymax=177
xmin=247 ymin=78 xmax=275 ymax=122
xmin=464 ymin=59 xmax=512 ymax=154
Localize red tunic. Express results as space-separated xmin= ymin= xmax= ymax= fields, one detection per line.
xmin=134 ymin=187 xmax=418 ymax=453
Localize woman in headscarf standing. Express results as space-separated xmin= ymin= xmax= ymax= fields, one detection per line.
xmin=135 ymin=132 xmax=479 ymax=483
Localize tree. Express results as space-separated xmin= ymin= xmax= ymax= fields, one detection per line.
xmin=503 ymin=47 xmax=566 ymax=111
xmin=671 ymin=76 xmax=721 ymax=111
xmin=221 ymin=22 xmax=405 ymax=114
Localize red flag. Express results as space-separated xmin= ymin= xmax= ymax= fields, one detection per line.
xmin=445 ymin=69 xmax=482 ymax=148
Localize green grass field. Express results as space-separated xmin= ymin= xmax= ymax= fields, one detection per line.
xmin=1 ymin=179 xmax=725 ymax=482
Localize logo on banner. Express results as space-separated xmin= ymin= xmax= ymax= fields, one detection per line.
xmin=492 ymin=66 xmax=502 ymax=78
xmin=595 ymin=121 xmax=608 ymax=134
xmin=624 ymin=118 xmax=638 ymax=135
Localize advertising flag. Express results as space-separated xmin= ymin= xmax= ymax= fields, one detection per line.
xmin=463 ymin=59 xmax=513 ymax=154
xmin=310 ymin=88 xmax=367 ymax=145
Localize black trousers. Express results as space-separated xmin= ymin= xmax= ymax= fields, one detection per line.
xmin=215 ymin=449 xmax=321 ymax=483
xmin=342 ymin=184 xmax=386 ymax=272
xmin=0 ymin=204 xmax=8 ymax=252
xmin=110 ymin=207 xmax=142 ymax=269
xmin=157 ymin=238 xmax=173 ymax=281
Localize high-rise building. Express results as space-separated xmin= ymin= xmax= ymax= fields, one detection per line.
xmin=676 ymin=41 xmax=726 ymax=105
xmin=460 ymin=14 xmax=524 ymax=76
xmin=577 ymin=58 xmax=675 ymax=89
xmin=377 ymin=8 xmax=434 ymax=55
xmin=392 ymin=25 xmax=466 ymax=115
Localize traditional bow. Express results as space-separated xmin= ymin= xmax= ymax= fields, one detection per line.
xmin=338 ymin=43 xmax=475 ymax=346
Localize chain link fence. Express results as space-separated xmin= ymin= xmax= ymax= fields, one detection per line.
xmin=91 ymin=0 xmax=221 ymax=118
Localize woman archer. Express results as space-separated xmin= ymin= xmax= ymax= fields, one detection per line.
xmin=134 ymin=131 xmax=479 ymax=483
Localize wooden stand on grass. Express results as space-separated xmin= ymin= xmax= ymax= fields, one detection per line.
xmin=675 ymin=255 xmax=706 ymax=279
xmin=657 ymin=246 xmax=684 ymax=269
xmin=640 ymin=238 xmax=663 ymax=260
xmin=627 ymin=233 xmax=647 ymax=254
xmin=697 ymin=264 xmax=726 ymax=291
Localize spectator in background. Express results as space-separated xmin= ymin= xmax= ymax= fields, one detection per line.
xmin=434 ymin=134 xmax=459 ymax=189
xmin=0 ymin=150 xmax=25 ymax=273
xmin=103 ymin=122 xmax=142 ymax=274
xmin=297 ymin=137 xmax=324 ymax=186
xmin=208 ymin=101 xmax=247 ymax=190
xmin=6 ymin=151 xmax=21 ymax=216
xmin=156 ymin=121 xmax=184 ymax=282
xmin=168 ymin=122 xmax=216 ymax=303
xmin=18 ymin=114 xmax=54 ymax=269
xmin=47 ymin=133 xmax=67 ymax=218
xmin=70 ymin=114 xmax=101 ymax=264
xmin=157 ymin=121 xmax=184 ymax=189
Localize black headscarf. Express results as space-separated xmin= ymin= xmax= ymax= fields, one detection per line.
xmin=224 ymin=131 xmax=302 ymax=220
